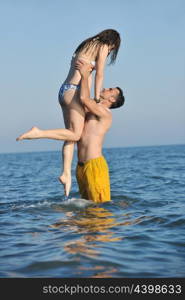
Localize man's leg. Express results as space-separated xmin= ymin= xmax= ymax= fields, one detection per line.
xmin=85 ymin=157 xmax=111 ymax=203
xmin=76 ymin=164 xmax=89 ymax=200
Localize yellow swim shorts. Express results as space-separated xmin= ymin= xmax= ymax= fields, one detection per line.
xmin=76 ymin=156 xmax=111 ymax=203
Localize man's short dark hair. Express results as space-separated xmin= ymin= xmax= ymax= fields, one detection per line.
xmin=110 ymin=87 xmax=125 ymax=109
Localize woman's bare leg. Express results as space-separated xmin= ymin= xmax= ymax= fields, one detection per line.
xmin=16 ymin=91 xmax=85 ymax=142
xmin=16 ymin=126 xmax=81 ymax=142
xmin=58 ymin=104 xmax=74 ymax=197
xmin=59 ymin=92 xmax=85 ymax=197
xmin=16 ymin=89 xmax=85 ymax=197
xmin=59 ymin=141 xmax=74 ymax=196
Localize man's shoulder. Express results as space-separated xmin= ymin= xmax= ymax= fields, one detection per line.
xmin=98 ymin=105 xmax=112 ymax=117
xmin=98 ymin=106 xmax=112 ymax=127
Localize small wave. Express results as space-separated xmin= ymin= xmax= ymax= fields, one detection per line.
xmin=164 ymin=217 xmax=185 ymax=227
xmin=9 ymin=197 xmax=93 ymax=211
xmin=11 ymin=200 xmax=54 ymax=210
xmin=61 ymin=198 xmax=94 ymax=208
xmin=149 ymin=176 xmax=165 ymax=180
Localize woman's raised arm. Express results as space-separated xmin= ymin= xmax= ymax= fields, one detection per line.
xmin=94 ymin=44 xmax=109 ymax=100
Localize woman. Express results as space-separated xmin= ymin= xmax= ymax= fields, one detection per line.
xmin=17 ymin=29 xmax=121 ymax=197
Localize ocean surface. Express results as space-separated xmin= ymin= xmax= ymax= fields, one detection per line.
xmin=0 ymin=144 xmax=185 ymax=278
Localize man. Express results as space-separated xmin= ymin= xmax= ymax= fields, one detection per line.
xmin=75 ymin=60 xmax=125 ymax=203
xmin=16 ymin=61 xmax=125 ymax=202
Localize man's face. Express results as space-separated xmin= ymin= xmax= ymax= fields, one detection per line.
xmin=100 ymin=88 xmax=119 ymax=100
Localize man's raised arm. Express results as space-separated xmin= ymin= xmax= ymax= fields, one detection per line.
xmin=75 ymin=60 xmax=108 ymax=118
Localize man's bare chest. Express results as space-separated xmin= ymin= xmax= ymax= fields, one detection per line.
xmin=85 ymin=112 xmax=99 ymax=122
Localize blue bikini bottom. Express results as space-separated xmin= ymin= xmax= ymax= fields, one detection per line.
xmin=58 ymin=83 xmax=80 ymax=99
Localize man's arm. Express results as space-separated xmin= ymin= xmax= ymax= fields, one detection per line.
xmin=76 ymin=61 xmax=109 ymax=118
xmin=81 ymin=75 xmax=108 ymax=118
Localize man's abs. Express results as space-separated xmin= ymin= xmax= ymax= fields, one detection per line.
xmin=77 ymin=138 xmax=103 ymax=163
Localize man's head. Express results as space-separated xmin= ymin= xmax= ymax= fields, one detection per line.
xmin=100 ymin=87 xmax=125 ymax=109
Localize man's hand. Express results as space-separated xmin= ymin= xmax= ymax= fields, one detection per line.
xmin=75 ymin=60 xmax=94 ymax=77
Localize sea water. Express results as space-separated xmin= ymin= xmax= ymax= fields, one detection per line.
xmin=0 ymin=145 xmax=185 ymax=277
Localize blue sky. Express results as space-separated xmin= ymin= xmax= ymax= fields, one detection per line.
xmin=0 ymin=0 xmax=185 ymax=153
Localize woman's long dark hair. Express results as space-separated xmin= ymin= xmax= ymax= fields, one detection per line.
xmin=74 ymin=29 xmax=121 ymax=64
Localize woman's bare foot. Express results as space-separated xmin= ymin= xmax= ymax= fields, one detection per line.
xmin=59 ymin=173 xmax=71 ymax=197
xmin=16 ymin=126 xmax=41 ymax=141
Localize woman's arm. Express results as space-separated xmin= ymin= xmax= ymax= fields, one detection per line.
xmin=94 ymin=44 xmax=109 ymax=99
xmin=88 ymin=72 xmax=92 ymax=92
xmin=76 ymin=61 xmax=109 ymax=118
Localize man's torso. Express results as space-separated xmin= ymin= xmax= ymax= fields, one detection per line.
xmin=77 ymin=107 xmax=112 ymax=162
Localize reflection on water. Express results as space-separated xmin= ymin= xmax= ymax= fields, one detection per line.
xmin=51 ymin=206 xmax=121 ymax=277
xmin=51 ymin=206 xmax=121 ymax=240
xmin=50 ymin=205 xmax=150 ymax=277
xmin=1 ymin=145 xmax=185 ymax=278
xmin=78 ymin=266 xmax=118 ymax=278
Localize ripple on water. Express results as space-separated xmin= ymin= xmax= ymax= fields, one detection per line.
xmin=1 ymin=145 xmax=185 ymax=277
